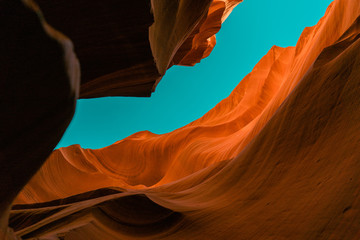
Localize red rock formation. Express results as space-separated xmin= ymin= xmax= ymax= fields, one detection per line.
xmin=9 ymin=0 xmax=360 ymax=239
xmin=16 ymin=0 xmax=360 ymax=202
xmin=35 ymin=0 xmax=241 ymax=98
xmin=1 ymin=1 xmax=241 ymax=238
xmin=172 ymin=0 xmax=242 ymax=66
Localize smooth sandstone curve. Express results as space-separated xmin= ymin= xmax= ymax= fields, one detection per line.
xmin=16 ymin=0 xmax=360 ymax=203
xmin=10 ymin=0 xmax=360 ymax=239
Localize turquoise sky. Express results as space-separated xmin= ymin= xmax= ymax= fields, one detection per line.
xmin=56 ymin=0 xmax=333 ymax=149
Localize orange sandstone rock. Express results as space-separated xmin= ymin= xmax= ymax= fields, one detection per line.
xmin=1 ymin=0 xmax=240 ymax=238
xmin=16 ymin=0 xmax=360 ymax=203
xmin=8 ymin=0 xmax=360 ymax=239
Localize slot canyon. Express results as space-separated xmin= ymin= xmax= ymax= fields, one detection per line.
xmin=1 ymin=0 xmax=360 ymax=239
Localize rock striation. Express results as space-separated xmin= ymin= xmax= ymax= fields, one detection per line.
xmin=9 ymin=0 xmax=360 ymax=239
xmin=1 ymin=0 xmax=241 ymax=238
xmin=35 ymin=0 xmax=241 ymax=98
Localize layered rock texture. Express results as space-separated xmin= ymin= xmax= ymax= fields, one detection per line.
xmin=3 ymin=0 xmax=360 ymax=239
xmin=1 ymin=0 xmax=240 ymax=239
xmin=34 ymin=0 xmax=241 ymax=98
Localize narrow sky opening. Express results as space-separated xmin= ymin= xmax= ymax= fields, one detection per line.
xmin=56 ymin=0 xmax=333 ymax=149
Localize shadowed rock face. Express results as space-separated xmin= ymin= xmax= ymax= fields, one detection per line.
xmin=35 ymin=0 xmax=241 ymax=98
xmin=8 ymin=0 xmax=360 ymax=239
xmin=0 ymin=0 xmax=79 ymax=238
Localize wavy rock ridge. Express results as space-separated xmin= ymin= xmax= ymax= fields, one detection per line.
xmin=1 ymin=0 xmax=240 ymax=238
xmin=16 ymin=0 xmax=360 ymax=201
xmin=5 ymin=0 xmax=360 ymax=239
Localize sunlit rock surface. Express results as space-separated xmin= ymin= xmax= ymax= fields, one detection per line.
xmin=34 ymin=0 xmax=241 ymax=98
xmin=9 ymin=0 xmax=360 ymax=239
